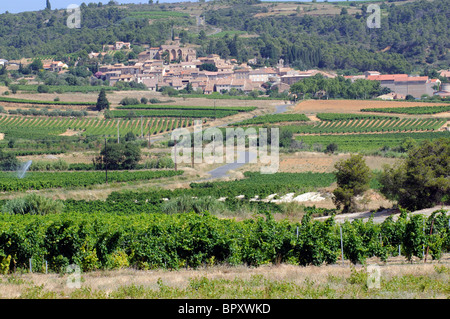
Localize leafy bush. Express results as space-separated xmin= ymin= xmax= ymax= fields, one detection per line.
xmin=149 ymin=98 xmax=162 ymax=104
xmin=380 ymin=138 xmax=450 ymax=210
xmin=160 ymin=195 xmax=227 ymax=215
xmin=0 ymin=151 xmax=19 ymax=171
xmin=120 ymin=97 xmax=140 ymax=106
xmin=37 ymin=85 xmax=49 ymax=93
xmin=2 ymin=194 xmax=64 ymax=215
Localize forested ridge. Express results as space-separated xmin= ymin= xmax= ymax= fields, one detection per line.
xmin=0 ymin=4 xmax=179 ymax=60
xmin=202 ymin=0 xmax=449 ymax=73
xmin=0 ymin=0 xmax=448 ymax=74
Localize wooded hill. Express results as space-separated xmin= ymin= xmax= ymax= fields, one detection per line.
xmin=0 ymin=0 xmax=447 ymax=74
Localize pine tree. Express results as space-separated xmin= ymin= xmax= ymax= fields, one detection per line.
xmin=46 ymin=0 xmax=51 ymax=10
xmin=96 ymin=88 xmax=110 ymax=111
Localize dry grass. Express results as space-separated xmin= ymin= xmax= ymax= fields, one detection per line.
xmin=272 ymin=152 xmax=400 ymax=174
xmin=1 ymin=257 xmax=449 ymax=299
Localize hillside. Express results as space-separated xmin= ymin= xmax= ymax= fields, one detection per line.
xmin=0 ymin=0 xmax=448 ymax=74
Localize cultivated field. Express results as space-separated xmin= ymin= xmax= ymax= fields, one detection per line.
xmin=293 ymin=99 xmax=450 ymax=117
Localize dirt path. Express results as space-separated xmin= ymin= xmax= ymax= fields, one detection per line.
xmin=307 ymin=114 xmax=321 ymax=121
xmin=315 ymin=205 xmax=450 ymax=224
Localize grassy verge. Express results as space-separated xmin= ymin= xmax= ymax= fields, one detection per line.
xmin=2 ymin=263 xmax=449 ymax=299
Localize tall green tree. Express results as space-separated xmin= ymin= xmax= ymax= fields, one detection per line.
xmin=95 ymin=142 xmax=141 ymax=170
xmin=29 ymin=59 xmax=43 ymax=73
xmin=46 ymin=0 xmax=51 ymax=10
xmin=0 ymin=149 xmax=19 ymax=171
xmin=96 ymin=88 xmax=110 ymax=111
xmin=332 ymin=154 xmax=372 ymax=213
xmin=380 ymin=138 xmax=450 ymax=211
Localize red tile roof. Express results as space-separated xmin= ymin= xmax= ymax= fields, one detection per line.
xmin=366 ymin=74 xmax=408 ymax=81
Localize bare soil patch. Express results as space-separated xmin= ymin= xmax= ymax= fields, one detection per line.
xmin=307 ymin=114 xmax=320 ymax=122
xmin=274 ymin=152 xmax=399 ymax=174
xmin=59 ymin=129 xmax=80 ymax=136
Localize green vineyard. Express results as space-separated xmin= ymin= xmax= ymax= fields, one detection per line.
xmin=286 ymin=117 xmax=447 ymax=134
xmin=295 ymin=131 xmax=450 ymax=152
xmin=0 ymin=116 xmax=198 ymax=139
xmin=316 ymin=113 xmax=398 ymax=121
xmin=116 ymin=104 xmax=257 ymax=112
xmin=113 ymin=104 xmax=256 ymax=119
xmin=111 ymin=109 xmax=238 ymax=118
xmin=0 ymin=170 xmax=183 ymax=192
xmin=231 ymin=113 xmax=310 ymax=126
xmin=0 ymin=208 xmax=448 ymax=272
xmin=361 ymin=105 xmax=450 ymax=115
xmin=0 ymin=96 xmax=96 ymax=106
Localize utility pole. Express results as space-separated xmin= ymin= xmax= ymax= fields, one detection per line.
xmin=104 ymin=137 xmax=108 ymax=184
xmin=424 ymin=219 xmax=435 ymax=263
xmin=148 ymin=122 xmax=151 ymax=149
xmin=174 ymin=138 xmax=177 ymax=172
xmin=117 ymin=119 xmax=120 ymax=143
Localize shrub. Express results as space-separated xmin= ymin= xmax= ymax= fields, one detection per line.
xmin=0 ymin=151 xmax=19 ymax=171
xmin=332 ymin=154 xmax=372 ymax=213
xmin=120 ymin=97 xmax=139 ymax=106
xmin=325 ymin=143 xmax=338 ymax=154
xmin=160 ymin=195 xmax=226 ymax=214
xmin=149 ymin=98 xmax=162 ymax=104
xmin=2 ymin=194 xmax=65 ymax=215
xmin=37 ymin=85 xmax=49 ymax=93
xmin=104 ymin=109 xmax=114 ymax=119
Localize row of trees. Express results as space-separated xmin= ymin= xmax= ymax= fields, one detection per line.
xmin=333 ymin=138 xmax=449 ymax=213
xmin=290 ymin=74 xmax=388 ymax=99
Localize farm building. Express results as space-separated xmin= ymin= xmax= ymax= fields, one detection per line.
xmin=366 ymin=74 xmax=440 ymax=99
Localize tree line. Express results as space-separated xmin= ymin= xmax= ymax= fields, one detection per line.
xmin=201 ymin=0 xmax=449 ymax=73
xmin=289 ymin=74 xmax=388 ymax=99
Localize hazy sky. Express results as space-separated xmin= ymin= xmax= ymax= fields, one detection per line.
xmin=2 ymin=0 xmax=350 ymax=14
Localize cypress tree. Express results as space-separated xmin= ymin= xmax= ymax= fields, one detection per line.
xmin=46 ymin=0 xmax=51 ymax=10
xmin=96 ymin=88 xmax=110 ymax=111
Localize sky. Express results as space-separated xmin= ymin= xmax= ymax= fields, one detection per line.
xmin=2 ymin=0 xmax=354 ymax=14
